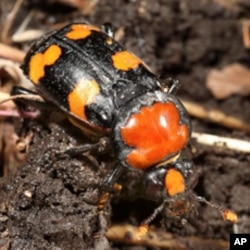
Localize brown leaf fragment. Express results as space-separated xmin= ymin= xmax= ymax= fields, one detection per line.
xmin=206 ymin=63 xmax=250 ymax=99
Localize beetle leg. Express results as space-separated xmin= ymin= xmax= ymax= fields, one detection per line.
xmin=156 ymin=77 xmax=181 ymax=95
xmin=167 ymin=78 xmax=181 ymax=95
xmin=101 ymin=22 xmax=114 ymax=38
xmin=98 ymin=165 xmax=124 ymax=221
xmin=60 ymin=137 xmax=111 ymax=156
xmin=101 ymin=163 xmax=124 ymax=192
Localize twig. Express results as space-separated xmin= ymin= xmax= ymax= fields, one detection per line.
xmin=55 ymin=0 xmax=99 ymax=15
xmin=182 ymin=100 xmax=250 ymax=134
xmin=0 ymin=59 xmax=29 ymax=85
xmin=106 ymin=224 xmax=229 ymax=250
xmin=211 ymin=0 xmax=239 ymax=11
xmin=0 ymin=43 xmax=25 ymax=62
xmin=192 ymin=132 xmax=250 ymax=153
xmin=241 ymin=19 xmax=250 ymax=49
xmin=1 ymin=0 xmax=24 ymax=43
xmin=12 ymin=10 xmax=45 ymax=43
xmin=12 ymin=29 xmax=45 ymax=43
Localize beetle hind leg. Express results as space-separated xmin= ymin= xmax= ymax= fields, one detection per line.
xmin=101 ymin=22 xmax=114 ymax=38
xmin=158 ymin=78 xmax=181 ymax=95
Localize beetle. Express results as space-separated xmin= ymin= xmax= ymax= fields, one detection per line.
xmin=20 ymin=22 xmax=191 ymax=174
xmin=10 ymin=23 xmax=236 ymax=234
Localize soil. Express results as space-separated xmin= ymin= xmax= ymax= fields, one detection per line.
xmin=0 ymin=0 xmax=250 ymax=249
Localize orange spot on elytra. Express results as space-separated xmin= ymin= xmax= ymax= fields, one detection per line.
xmin=165 ymin=168 xmax=186 ymax=196
xmin=66 ymin=24 xmax=99 ymax=40
xmin=121 ymin=102 xmax=189 ymax=169
xmin=29 ymin=45 xmax=61 ymax=84
xmin=68 ymin=79 xmax=100 ymax=120
xmin=112 ymin=51 xmax=141 ymax=71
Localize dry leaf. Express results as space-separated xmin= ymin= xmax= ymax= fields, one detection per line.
xmin=206 ymin=63 xmax=250 ymax=99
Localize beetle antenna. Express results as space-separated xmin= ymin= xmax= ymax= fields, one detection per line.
xmin=193 ymin=194 xmax=238 ymax=223
xmin=137 ymin=202 xmax=165 ymax=239
xmin=137 ymin=192 xmax=238 ymax=239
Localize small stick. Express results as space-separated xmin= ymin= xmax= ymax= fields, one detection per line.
xmin=106 ymin=224 xmax=186 ymax=249
xmin=12 ymin=10 xmax=45 ymax=43
xmin=0 ymin=43 xmax=25 ymax=62
xmin=192 ymin=132 xmax=250 ymax=153
xmin=1 ymin=0 xmax=24 ymax=43
xmin=106 ymin=224 xmax=229 ymax=250
xmin=241 ymin=19 xmax=250 ymax=49
xmin=182 ymin=100 xmax=250 ymax=134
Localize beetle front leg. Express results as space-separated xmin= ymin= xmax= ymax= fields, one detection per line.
xmin=60 ymin=137 xmax=111 ymax=157
xmin=98 ymin=164 xmax=124 ymax=215
xmin=101 ymin=163 xmax=125 ymax=192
